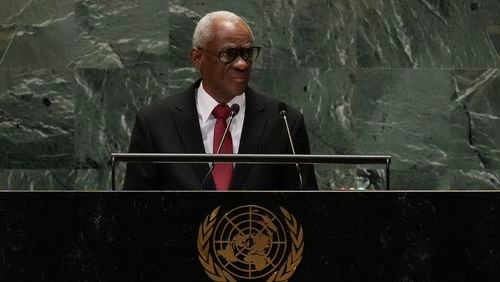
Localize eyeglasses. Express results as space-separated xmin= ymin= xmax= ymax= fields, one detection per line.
xmin=198 ymin=47 xmax=261 ymax=64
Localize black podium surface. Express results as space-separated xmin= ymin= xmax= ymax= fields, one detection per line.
xmin=1 ymin=191 xmax=499 ymax=281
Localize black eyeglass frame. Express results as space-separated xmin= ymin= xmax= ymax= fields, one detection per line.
xmin=197 ymin=46 xmax=262 ymax=64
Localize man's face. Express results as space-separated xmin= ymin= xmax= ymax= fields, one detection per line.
xmin=192 ymin=19 xmax=253 ymax=103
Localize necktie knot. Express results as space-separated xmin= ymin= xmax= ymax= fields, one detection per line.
xmin=212 ymin=104 xmax=231 ymax=120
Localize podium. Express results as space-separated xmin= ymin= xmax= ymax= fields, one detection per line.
xmin=1 ymin=191 xmax=499 ymax=281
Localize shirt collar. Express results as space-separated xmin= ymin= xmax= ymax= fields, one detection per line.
xmin=196 ymin=81 xmax=246 ymax=123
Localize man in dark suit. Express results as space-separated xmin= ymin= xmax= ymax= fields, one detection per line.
xmin=124 ymin=11 xmax=317 ymax=190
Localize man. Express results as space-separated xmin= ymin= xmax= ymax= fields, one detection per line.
xmin=124 ymin=11 xmax=317 ymax=190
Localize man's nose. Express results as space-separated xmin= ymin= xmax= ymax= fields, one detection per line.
xmin=231 ymin=56 xmax=250 ymax=70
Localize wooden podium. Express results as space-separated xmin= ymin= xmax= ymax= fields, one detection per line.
xmin=0 ymin=191 xmax=499 ymax=281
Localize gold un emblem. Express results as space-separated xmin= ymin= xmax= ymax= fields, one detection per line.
xmin=197 ymin=205 xmax=304 ymax=281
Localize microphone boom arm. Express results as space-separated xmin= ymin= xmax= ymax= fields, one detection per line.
xmin=279 ymin=104 xmax=303 ymax=190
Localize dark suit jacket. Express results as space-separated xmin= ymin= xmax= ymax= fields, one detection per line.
xmin=124 ymin=80 xmax=318 ymax=190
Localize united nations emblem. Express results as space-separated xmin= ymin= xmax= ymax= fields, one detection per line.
xmin=197 ymin=205 xmax=304 ymax=281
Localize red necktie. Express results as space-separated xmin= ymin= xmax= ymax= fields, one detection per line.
xmin=212 ymin=104 xmax=233 ymax=190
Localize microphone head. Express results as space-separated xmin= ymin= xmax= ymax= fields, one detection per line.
xmin=230 ymin=103 xmax=240 ymax=117
xmin=277 ymin=102 xmax=288 ymax=117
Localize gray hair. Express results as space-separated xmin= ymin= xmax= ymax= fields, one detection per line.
xmin=192 ymin=11 xmax=254 ymax=48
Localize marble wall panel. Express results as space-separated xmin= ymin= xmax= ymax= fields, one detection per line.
xmin=250 ymin=68 xmax=385 ymax=189
xmin=0 ymin=0 xmax=74 ymax=24
xmin=0 ymin=169 xmax=103 ymax=190
xmin=250 ymin=68 xmax=357 ymax=154
xmin=168 ymin=0 xmax=356 ymax=69
xmin=448 ymin=169 xmax=500 ymax=190
xmin=74 ymin=0 xmax=169 ymax=68
xmin=0 ymin=25 xmax=16 ymax=62
xmin=450 ymin=69 xmax=500 ymax=169
xmin=0 ymin=169 xmax=68 ymax=190
xmin=353 ymin=69 xmax=452 ymax=189
xmin=354 ymin=69 xmax=451 ymax=167
xmin=74 ymin=67 xmax=198 ymax=188
xmin=74 ymin=67 xmax=169 ymax=167
xmin=0 ymin=21 xmax=76 ymax=69
xmin=0 ymin=0 xmax=76 ymax=69
xmin=488 ymin=25 xmax=500 ymax=60
xmin=0 ymin=0 xmax=498 ymax=190
xmin=448 ymin=68 xmax=500 ymax=189
xmin=356 ymin=0 xmax=499 ymax=68
xmin=0 ymin=68 xmax=74 ymax=169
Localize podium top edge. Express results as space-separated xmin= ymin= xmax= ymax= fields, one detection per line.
xmin=1 ymin=190 xmax=499 ymax=193
xmin=110 ymin=153 xmax=392 ymax=165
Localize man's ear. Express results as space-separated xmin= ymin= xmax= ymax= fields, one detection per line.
xmin=191 ymin=48 xmax=202 ymax=70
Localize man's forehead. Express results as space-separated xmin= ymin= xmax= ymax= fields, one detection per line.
xmin=212 ymin=19 xmax=251 ymax=36
xmin=206 ymin=18 xmax=253 ymax=47
xmin=214 ymin=33 xmax=252 ymax=43
xmin=210 ymin=31 xmax=252 ymax=48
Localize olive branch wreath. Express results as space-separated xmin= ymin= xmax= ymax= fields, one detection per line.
xmin=197 ymin=206 xmax=304 ymax=282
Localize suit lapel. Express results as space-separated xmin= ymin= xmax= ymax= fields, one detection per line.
xmin=231 ymin=88 xmax=268 ymax=189
xmin=171 ymin=81 xmax=215 ymax=189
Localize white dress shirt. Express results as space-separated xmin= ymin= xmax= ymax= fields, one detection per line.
xmin=196 ymin=81 xmax=246 ymax=154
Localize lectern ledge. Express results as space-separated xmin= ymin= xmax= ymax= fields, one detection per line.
xmin=111 ymin=153 xmax=392 ymax=190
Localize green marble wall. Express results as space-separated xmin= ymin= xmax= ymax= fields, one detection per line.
xmin=0 ymin=0 xmax=499 ymax=190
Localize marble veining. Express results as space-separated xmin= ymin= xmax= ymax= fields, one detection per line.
xmin=356 ymin=0 xmax=499 ymax=68
xmin=74 ymin=0 xmax=169 ymax=68
xmin=0 ymin=0 xmax=499 ymax=189
xmin=0 ymin=69 xmax=74 ymax=169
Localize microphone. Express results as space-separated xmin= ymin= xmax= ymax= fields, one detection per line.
xmin=277 ymin=103 xmax=303 ymax=190
xmin=200 ymin=104 xmax=240 ymax=190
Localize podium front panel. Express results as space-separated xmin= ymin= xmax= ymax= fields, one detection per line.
xmin=0 ymin=191 xmax=499 ymax=281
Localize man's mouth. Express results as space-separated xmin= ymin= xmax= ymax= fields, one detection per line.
xmin=230 ymin=76 xmax=247 ymax=81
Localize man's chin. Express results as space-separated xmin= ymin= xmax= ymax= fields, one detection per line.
xmin=227 ymin=81 xmax=247 ymax=94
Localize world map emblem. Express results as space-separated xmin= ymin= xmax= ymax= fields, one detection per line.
xmin=197 ymin=205 xmax=304 ymax=281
